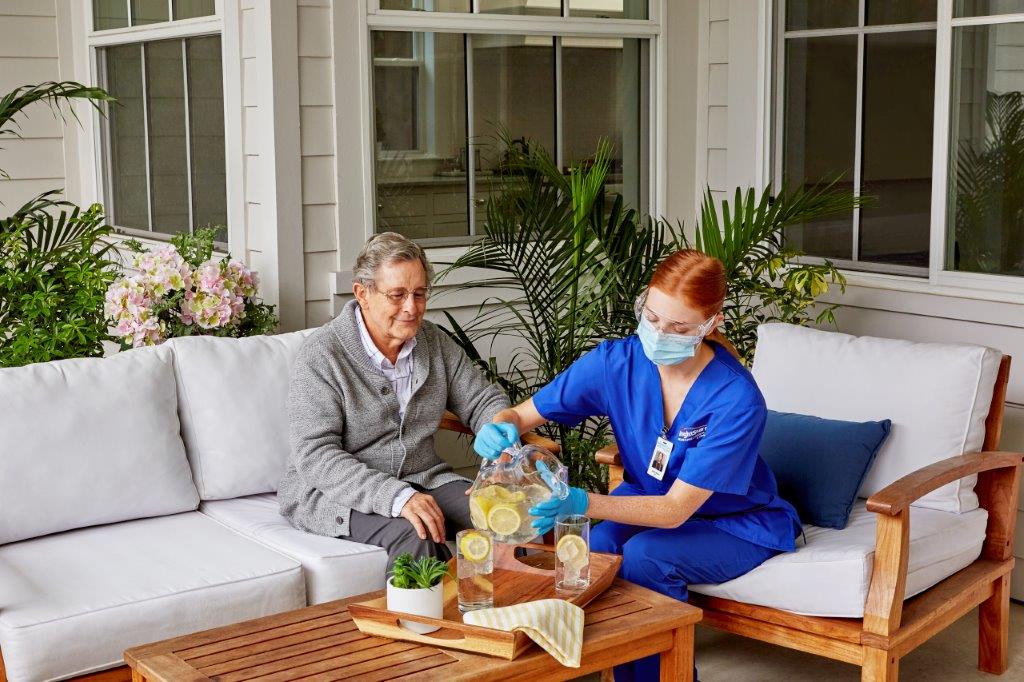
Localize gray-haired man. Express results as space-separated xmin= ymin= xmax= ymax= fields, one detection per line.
xmin=278 ymin=232 xmax=509 ymax=568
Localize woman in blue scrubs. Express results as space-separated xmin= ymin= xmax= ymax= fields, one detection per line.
xmin=473 ymin=249 xmax=802 ymax=681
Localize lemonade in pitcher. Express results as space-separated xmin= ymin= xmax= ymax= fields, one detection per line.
xmin=467 ymin=443 xmax=568 ymax=545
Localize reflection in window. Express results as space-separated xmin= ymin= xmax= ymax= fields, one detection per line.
xmin=949 ymin=23 xmax=1024 ymax=276
xmin=859 ymin=30 xmax=935 ymax=267
xmin=372 ymin=32 xmax=469 ymax=241
xmin=562 ymin=37 xmax=647 ymax=213
xmin=783 ymin=35 xmax=858 ymax=260
xmin=785 ymin=0 xmax=859 ymax=31
xmin=569 ymin=0 xmax=647 ymax=19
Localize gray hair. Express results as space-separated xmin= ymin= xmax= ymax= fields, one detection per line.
xmin=353 ymin=232 xmax=435 ymax=288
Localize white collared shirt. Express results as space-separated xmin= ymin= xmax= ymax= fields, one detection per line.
xmin=354 ymin=307 xmax=418 ymax=517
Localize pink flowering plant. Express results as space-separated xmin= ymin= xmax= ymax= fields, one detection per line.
xmin=105 ymin=228 xmax=276 ymax=349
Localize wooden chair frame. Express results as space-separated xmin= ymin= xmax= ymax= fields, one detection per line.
xmin=0 ymin=413 xmax=558 ymax=682
xmin=594 ymin=355 xmax=1022 ymax=681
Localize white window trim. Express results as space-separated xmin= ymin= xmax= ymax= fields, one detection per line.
xmin=360 ymin=0 xmax=664 ymax=249
xmin=770 ymin=0 xmax=1024 ymax=300
xmin=78 ymin=0 xmax=243 ymax=254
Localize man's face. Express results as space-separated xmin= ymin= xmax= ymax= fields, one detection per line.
xmin=353 ymin=259 xmax=428 ymax=344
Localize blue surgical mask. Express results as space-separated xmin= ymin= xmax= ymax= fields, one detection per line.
xmin=637 ymin=315 xmax=702 ymax=366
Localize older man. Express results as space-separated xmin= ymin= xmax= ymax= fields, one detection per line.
xmin=278 ymin=232 xmax=509 ymax=568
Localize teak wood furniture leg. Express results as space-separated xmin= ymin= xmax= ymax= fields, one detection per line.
xmin=979 ymin=573 xmax=1011 ymax=674
xmin=863 ymin=647 xmax=899 ymax=682
xmin=660 ymin=626 xmax=695 ymax=682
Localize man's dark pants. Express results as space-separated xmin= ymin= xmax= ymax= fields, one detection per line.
xmin=347 ymin=480 xmax=472 ymax=569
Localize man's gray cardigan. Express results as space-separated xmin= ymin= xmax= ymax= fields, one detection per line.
xmin=278 ymin=300 xmax=509 ymax=538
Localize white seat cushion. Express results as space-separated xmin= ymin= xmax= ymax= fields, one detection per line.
xmin=0 ymin=512 xmax=305 ymax=682
xmin=752 ymin=323 xmax=1001 ymax=512
xmin=168 ymin=330 xmax=315 ymax=500
xmin=691 ymin=502 xmax=988 ymax=617
xmin=0 ymin=346 xmax=199 ymax=545
xmin=200 ymin=494 xmax=387 ymax=604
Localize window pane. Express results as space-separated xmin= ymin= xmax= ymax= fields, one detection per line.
xmin=569 ymin=0 xmax=647 ymax=19
xmin=146 ymin=40 xmax=190 ymax=235
xmin=373 ymin=32 xmax=469 ymax=240
xmin=131 ymin=0 xmax=169 ymax=25
xmin=103 ymin=45 xmax=149 ymax=230
xmin=174 ymin=0 xmax=215 ymax=20
xmin=94 ymin=0 xmax=129 ymax=30
xmin=187 ymin=36 xmax=227 ymax=242
xmin=374 ymin=66 xmax=419 ymax=151
xmin=478 ymin=0 xmax=561 ymax=16
xmin=380 ymin=0 xmax=470 ymax=10
xmin=783 ymin=36 xmax=858 ymax=259
xmin=562 ymin=37 xmax=648 ymax=213
xmin=859 ymin=31 xmax=935 ymax=268
xmin=785 ymin=0 xmax=858 ymax=31
xmin=373 ymin=31 xmax=414 ymax=59
xmin=866 ymin=1 xmax=935 ymax=25
xmin=955 ymin=0 xmax=1024 ymax=17
xmin=948 ymin=23 xmax=1024 ymax=276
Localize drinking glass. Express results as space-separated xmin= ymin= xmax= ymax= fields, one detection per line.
xmin=457 ymin=528 xmax=494 ymax=612
xmin=555 ymin=515 xmax=590 ymax=593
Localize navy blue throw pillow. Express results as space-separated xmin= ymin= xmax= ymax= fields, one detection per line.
xmin=760 ymin=410 xmax=891 ymax=530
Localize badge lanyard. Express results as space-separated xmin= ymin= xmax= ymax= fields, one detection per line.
xmin=646 ymin=427 xmax=674 ymax=481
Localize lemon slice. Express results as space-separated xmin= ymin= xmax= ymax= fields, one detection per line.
xmin=556 ymin=534 xmax=589 ymax=568
xmin=487 ymin=504 xmax=522 ymax=536
xmin=459 ymin=531 xmax=491 ymax=562
xmin=469 ymin=496 xmax=490 ymax=530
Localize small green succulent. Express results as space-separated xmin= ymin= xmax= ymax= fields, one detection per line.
xmin=388 ymin=553 xmax=451 ymax=589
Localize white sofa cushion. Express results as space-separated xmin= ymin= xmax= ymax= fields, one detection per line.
xmin=691 ymin=501 xmax=988 ymax=617
xmin=752 ymin=323 xmax=1001 ymax=512
xmin=169 ymin=330 xmax=315 ymax=500
xmin=0 ymin=512 xmax=305 ymax=682
xmin=0 ymin=347 xmax=199 ymax=545
xmin=200 ymin=494 xmax=387 ymax=604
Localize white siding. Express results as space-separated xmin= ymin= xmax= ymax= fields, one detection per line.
xmin=240 ymin=0 xmax=263 ymax=266
xmin=298 ymin=0 xmax=337 ymax=327
xmin=0 ymin=0 xmax=66 ymax=209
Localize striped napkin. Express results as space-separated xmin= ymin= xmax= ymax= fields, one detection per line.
xmin=462 ymin=599 xmax=584 ymax=667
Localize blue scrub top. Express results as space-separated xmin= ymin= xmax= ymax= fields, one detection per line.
xmin=534 ymin=336 xmax=802 ymax=552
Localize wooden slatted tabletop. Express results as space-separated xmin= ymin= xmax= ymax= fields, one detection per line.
xmin=124 ymin=577 xmax=701 ymax=682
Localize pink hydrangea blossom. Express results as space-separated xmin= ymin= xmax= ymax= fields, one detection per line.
xmin=132 ymin=246 xmax=191 ymax=297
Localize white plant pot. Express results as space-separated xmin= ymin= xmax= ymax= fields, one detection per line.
xmin=386 ymin=578 xmax=444 ymax=634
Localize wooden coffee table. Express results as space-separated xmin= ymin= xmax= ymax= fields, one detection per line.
xmin=123 ymin=577 xmax=701 ymax=682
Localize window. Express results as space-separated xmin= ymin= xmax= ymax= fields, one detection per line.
xmin=777 ymin=1 xmax=1024 ymax=287
xmin=91 ymin=0 xmax=226 ymax=243
xmin=369 ymin=1 xmax=654 ymax=245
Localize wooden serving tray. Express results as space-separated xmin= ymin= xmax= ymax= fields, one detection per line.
xmin=349 ymin=542 xmax=622 ymax=660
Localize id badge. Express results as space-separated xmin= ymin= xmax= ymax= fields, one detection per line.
xmin=647 ymin=436 xmax=674 ymax=481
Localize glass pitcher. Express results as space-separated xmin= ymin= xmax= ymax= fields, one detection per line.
xmin=467 ymin=443 xmax=569 ymax=545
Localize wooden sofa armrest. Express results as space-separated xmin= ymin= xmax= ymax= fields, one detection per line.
xmin=438 ymin=410 xmax=561 ymax=454
xmin=862 ymin=450 xmax=1023 ymax=638
xmin=594 ymin=443 xmax=621 ymax=466
xmin=866 ymin=451 xmax=1024 ymax=516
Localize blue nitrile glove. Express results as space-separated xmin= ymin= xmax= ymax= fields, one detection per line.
xmin=473 ymin=422 xmax=519 ymax=460
xmin=529 ymin=486 xmax=589 ymax=536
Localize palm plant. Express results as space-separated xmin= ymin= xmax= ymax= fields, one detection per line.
xmin=1 ymin=81 xmax=117 ymax=366
xmin=953 ymin=91 xmax=1024 ymax=275
xmin=687 ymin=182 xmax=863 ymax=363
xmin=437 ymin=136 xmax=684 ymax=492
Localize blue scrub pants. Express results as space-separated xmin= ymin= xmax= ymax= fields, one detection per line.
xmin=591 ymin=517 xmax=780 ymax=682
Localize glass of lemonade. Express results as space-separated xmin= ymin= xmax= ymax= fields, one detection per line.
xmin=555 ymin=515 xmax=590 ymax=594
xmin=457 ymin=529 xmax=494 ymax=612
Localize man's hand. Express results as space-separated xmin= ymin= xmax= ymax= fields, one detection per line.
xmin=399 ymin=492 xmax=446 ymax=543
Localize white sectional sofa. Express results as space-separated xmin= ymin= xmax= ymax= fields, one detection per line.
xmin=0 ymin=330 xmax=389 ymax=682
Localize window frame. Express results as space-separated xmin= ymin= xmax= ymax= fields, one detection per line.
xmin=86 ymin=0 xmax=232 ymax=248
xmin=363 ymin=0 xmax=663 ymax=247
xmin=772 ymin=0 xmax=1024 ymax=296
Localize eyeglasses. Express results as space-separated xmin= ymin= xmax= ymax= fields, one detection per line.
xmin=371 ymin=285 xmax=431 ymax=305
xmin=640 ymin=306 xmax=715 ymax=336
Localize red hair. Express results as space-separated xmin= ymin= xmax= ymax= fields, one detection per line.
xmin=648 ymin=250 xmax=738 ymax=358
xmin=649 ymin=249 xmax=726 ymax=318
